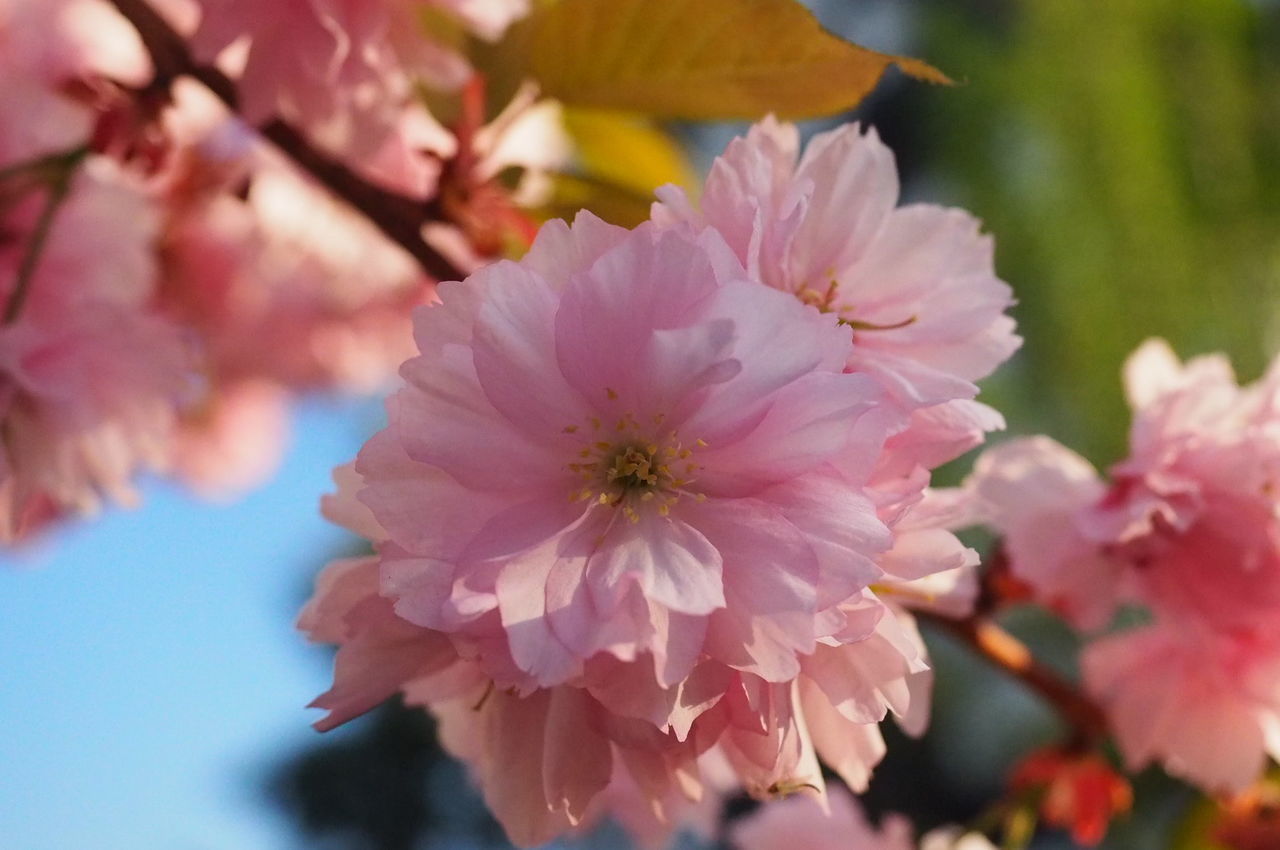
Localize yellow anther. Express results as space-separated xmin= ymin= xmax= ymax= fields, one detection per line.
xmin=563 ymin=413 xmax=707 ymax=517
xmin=606 ymin=387 xmax=618 ymax=400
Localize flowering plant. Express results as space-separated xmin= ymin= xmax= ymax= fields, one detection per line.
xmin=5 ymin=2 xmax=1280 ymax=849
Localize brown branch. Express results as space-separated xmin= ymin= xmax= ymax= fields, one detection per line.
xmin=4 ymin=151 xmax=85 ymax=324
xmin=920 ymin=611 xmax=1109 ymax=751
xmin=106 ymin=0 xmax=462 ymax=283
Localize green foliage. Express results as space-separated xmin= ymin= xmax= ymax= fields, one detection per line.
xmin=920 ymin=0 xmax=1280 ymax=463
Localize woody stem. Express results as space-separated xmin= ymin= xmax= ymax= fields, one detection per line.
xmin=105 ymin=0 xmax=462 ymax=282
xmin=919 ymin=611 xmax=1109 ymax=751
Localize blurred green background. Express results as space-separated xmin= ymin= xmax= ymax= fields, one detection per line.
xmin=918 ymin=0 xmax=1280 ymax=466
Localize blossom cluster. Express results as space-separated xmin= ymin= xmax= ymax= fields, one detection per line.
xmin=302 ymin=117 xmax=1019 ymax=846
xmin=21 ymin=2 xmax=1280 ymax=847
xmin=962 ymin=340 xmax=1280 ymax=794
xmin=0 ymin=0 xmax=552 ymax=540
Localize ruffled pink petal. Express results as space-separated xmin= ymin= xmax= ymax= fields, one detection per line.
xmin=471 ymin=260 xmax=593 ymax=435
xmin=394 ymin=342 xmax=567 ymax=492
xmin=520 ymin=211 xmax=630 ymax=291
xmin=799 ymin=676 xmax=887 ymax=793
xmin=695 ymin=371 xmax=883 ymax=497
xmin=695 ymin=500 xmax=819 ymax=682
xmin=787 ymin=123 xmax=899 ymax=287
xmin=299 ymin=557 xmax=458 ymax=731
xmin=588 ymin=508 xmax=725 ymax=617
xmin=762 ymin=473 xmax=890 ymax=609
xmin=681 ymin=280 xmax=851 ymax=442
xmin=553 ymin=225 xmax=744 ymax=411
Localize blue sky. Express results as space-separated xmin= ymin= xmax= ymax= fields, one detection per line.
xmin=0 ymin=398 xmax=381 ymax=850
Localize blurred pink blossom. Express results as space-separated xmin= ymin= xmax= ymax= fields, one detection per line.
xmin=731 ymin=784 xmax=998 ymax=850
xmin=962 ymin=339 xmax=1280 ymax=793
xmin=1083 ymin=622 xmax=1280 ymax=794
xmin=0 ymin=161 xmax=190 ymax=540
xmin=965 ymin=340 xmax=1280 ymax=633
xmin=191 ymin=0 xmax=528 ymax=157
xmin=731 ymin=785 xmax=914 ymax=850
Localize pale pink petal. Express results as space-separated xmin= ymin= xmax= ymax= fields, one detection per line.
xmin=695 ymin=371 xmax=884 ymax=497
xmin=588 ymin=509 xmax=725 ymax=617
xmin=696 ymin=501 xmax=819 ymax=682
xmin=798 ymin=676 xmax=886 ymax=793
xmin=732 ymin=783 xmax=915 ymax=850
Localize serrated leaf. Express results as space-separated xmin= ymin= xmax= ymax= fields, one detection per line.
xmin=525 ymin=0 xmax=949 ymax=119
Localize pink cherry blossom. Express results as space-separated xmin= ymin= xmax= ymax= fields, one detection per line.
xmin=1087 ymin=339 xmax=1280 ymax=632
xmin=961 ymin=340 xmax=1280 ymax=794
xmin=962 ymin=435 xmax=1117 ymax=629
xmin=731 ymin=786 xmax=1000 ymax=850
xmin=1082 ymin=622 xmax=1280 ymax=794
xmin=0 ymin=161 xmax=190 ymax=540
xmin=360 ymin=212 xmax=899 ymax=691
xmin=731 ymin=785 xmax=915 ymax=850
xmin=144 ymin=80 xmax=438 ymax=496
xmin=964 ymin=340 xmax=1280 ymax=632
xmin=156 ymin=182 xmax=428 ymax=494
xmin=653 ymin=117 xmax=1019 ymax=472
xmin=191 ymin=0 xmax=528 ymax=157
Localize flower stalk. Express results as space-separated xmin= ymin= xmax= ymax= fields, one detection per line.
xmin=4 ymin=146 xmax=87 ymax=325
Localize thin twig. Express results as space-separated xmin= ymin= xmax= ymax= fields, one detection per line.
xmin=920 ymin=611 xmax=1109 ymax=751
xmin=4 ymin=152 xmax=85 ymax=324
xmin=105 ymin=0 xmax=463 ymax=282
xmin=0 ymin=149 xmax=81 ymax=187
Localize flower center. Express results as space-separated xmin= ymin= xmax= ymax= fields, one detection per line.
xmin=607 ymin=445 xmax=664 ymax=490
xmin=564 ymin=406 xmax=704 ymax=522
xmin=796 ymin=275 xmax=916 ymax=330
